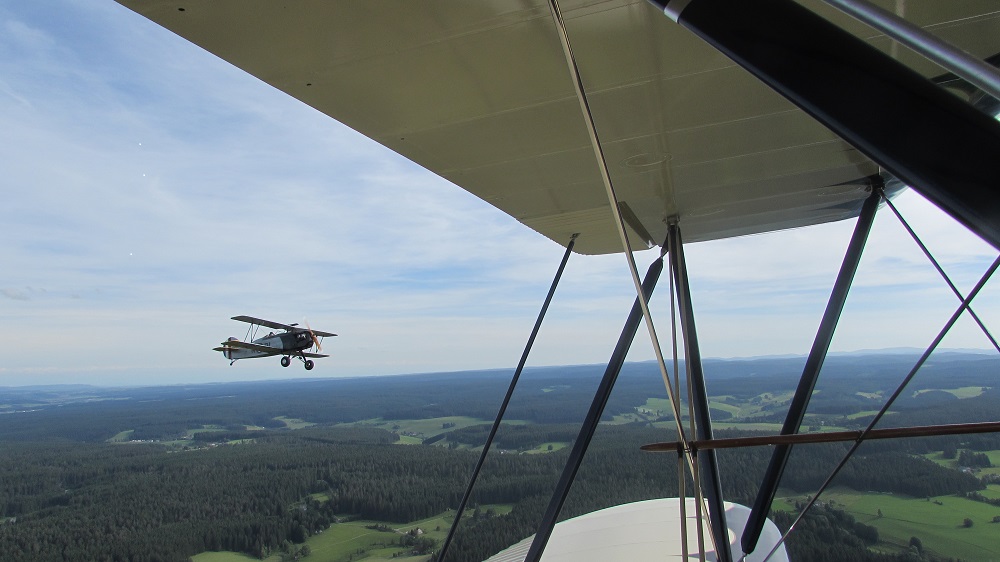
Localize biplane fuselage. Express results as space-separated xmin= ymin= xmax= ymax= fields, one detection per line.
xmin=218 ymin=331 xmax=315 ymax=361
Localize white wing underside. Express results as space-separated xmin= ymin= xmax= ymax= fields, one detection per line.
xmin=113 ymin=1 xmax=1000 ymax=254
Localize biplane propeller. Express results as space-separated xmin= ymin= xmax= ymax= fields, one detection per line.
xmin=213 ymin=315 xmax=336 ymax=370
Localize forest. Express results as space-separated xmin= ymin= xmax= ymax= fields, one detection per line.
xmin=0 ymin=351 xmax=996 ymax=561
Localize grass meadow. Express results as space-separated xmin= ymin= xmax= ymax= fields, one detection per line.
xmin=781 ymin=488 xmax=1000 ymax=560
xmin=192 ymin=504 xmax=515 ymax=562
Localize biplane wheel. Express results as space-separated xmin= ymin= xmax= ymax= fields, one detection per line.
xmin=304 ymin=360 xmax=314 ymax=371
xmin=280 ymin=356 xmax=291 ymax=367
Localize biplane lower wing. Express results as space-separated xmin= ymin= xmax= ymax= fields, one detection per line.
xmin=217 ymin=340 xmax=329 ymax=357
xmin=218 ymin=340 xmax=281 ymax=355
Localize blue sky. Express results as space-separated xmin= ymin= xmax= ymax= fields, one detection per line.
xmin=2 ymin=0 xmax=998 ymax=387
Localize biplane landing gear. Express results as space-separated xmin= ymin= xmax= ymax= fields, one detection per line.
xmin=304 ymin=360 xmax=314 ymax=371
xmin=280 ymin=356 xmax=291 ymax=367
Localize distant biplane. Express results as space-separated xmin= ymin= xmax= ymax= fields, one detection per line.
xmin=213 ymin=315 xmax=336 ymax=370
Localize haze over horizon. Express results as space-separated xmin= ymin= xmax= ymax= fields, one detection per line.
xmin=0 ymin=347 xmax=995 ymax=390
xmin=2 ymin=1 xmax=999 ymax=387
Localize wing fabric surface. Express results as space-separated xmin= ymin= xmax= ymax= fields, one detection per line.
xmin=218 ymin=340 xmax=281 ymax=355
xmin=112 ymin=1 xmax=1000 ymax=254
xmin=231 ymin=315 xmax=297 ymax=332
xmin=231 ymin=315 xmax=337 ymax=337
xmin=216 ymin=340 xmax=327 ymax=357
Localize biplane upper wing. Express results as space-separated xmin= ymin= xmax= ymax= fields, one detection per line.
xmin=231 ymin=315 xmax=297 ymax=332
xmin=231 ymin=315 xmax=336 ymax=337
xmin=112 ymin=1 xmax=1000 ymax=255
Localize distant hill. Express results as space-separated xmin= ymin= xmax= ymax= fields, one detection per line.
xmin=0 ymin=350 xmax=996 ymax=444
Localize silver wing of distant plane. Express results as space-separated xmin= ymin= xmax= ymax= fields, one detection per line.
xmin=216 ymin=340 xmax=329 ymax=359
xmin=215 ymin=339 xmax=329 ymax=368
xmin=230 ymin=315 xmax=297 ymax=332
xmin=231 ymin=315 xmax=337 ymax=338
xmin=216 ymin=340 xmax=282 ymax=356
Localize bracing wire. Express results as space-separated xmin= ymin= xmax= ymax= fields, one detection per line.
xmin=760 ymin=253 xmax=1000 ymax=562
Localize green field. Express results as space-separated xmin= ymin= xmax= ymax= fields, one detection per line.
xmin=639 ymin=392 xmax=800 ymax=422
xmin=524 ymin=442 xmax=568 ymax=454
xmin=274 ymin=416 xmax=316 ymax=429
xmin=302 ymin=520 xmax=415 ymax=561
xmin=192 ymin=552 xmax=266 ymax=562
xmin=925 ymin=450 xmax=1000 ymax=479
xmin=395 ymin=435 xmax=423 ymax=445
xmin=644 ymin=419 xmax=791 ymax=433
xmin=979 ymin=485 xmax=1000 ymax=500
xmin=640 ymin=397 xmax=675 ymax=418
xmin=797 ymin=488 xmax=1000 ymax=560
xmin=709 ymin=400 xmax=742 ymax=417
xmin=706 ymin=422 xmax=787 ymax=432
xmin=192 ymin=505 xmax=514 ymax=562
xmin=913 ymin=386 xmax=989 ymax=399
xmin=106 ymin=430 xmax=134 ymax=442
xmin=107 ymin=424 xmax=269 ymax=446
xmin=983 ymin=451 xmax=1000 ymax=478
xmin=194 ymin=519 xmax=426 ymax=562
xmin=341 ymin=416 xmax=527 ymax=443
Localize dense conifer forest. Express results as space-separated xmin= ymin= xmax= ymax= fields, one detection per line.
xmin=0 ymin=352 xmax=996 ymax=561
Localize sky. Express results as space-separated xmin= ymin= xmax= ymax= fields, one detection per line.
xmin=1 ymin=1 xmax=998 ymax=387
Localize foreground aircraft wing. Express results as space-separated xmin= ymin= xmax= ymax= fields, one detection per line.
xmin=114 ymin=1 xmax=1000 ymax=254
xmin=216 ymin=340 xmax=281 ymax=355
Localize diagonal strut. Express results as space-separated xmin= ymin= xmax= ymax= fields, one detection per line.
xmin=436 ymin=234 xmax=578 ymax=562
xmin=742 ymin=188 xmax=880 ymax=554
